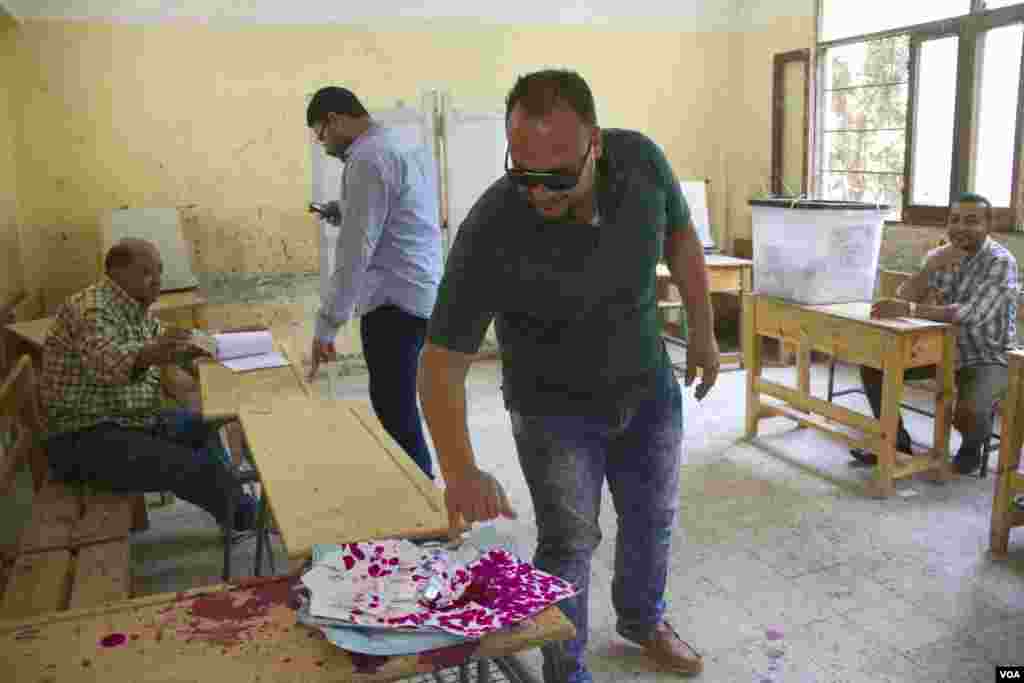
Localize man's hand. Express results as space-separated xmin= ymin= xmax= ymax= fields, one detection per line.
xmin=310 ymin=200 xmax=342 ymax=227
xmin=444 ymin=466 xmax=517 ymax=529
xmin=137 ymin=328 xmax=193 ymax=367
xmin=871 ymin=298 xmax=912 ymax=319
xmin=924 ymin=243 xmax=969 ymax=273
xmin=685 ymin=333 xmax=720 ymax=401
xmin=307 ymin=338 xmax=337 ymax=381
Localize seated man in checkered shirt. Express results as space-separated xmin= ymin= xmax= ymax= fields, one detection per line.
xmin=850 ymin=193 xmax=1019 ymax=475
xmin=39 ymin=238 xmax=258 ymax=530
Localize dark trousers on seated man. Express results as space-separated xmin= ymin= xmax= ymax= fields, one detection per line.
xmin=856 ymin=364 xmax=1008 ymax=473
xmin=46 ymin=409 xmax=257 ymax=530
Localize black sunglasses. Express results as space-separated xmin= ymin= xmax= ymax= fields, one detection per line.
xmin=505 ymin=138 xmax=593 ymax=193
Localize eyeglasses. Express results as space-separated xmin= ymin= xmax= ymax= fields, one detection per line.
xmin=505 ymin=138 xmax=593 ymax=193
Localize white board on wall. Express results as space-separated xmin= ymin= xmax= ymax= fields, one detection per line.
xmin=679 ymin=180 xmax=716 ymax=250
xmin=443 ymin=106 xmax=506 ymax=244
xmin=103 ymin=208 xmax=198 ymax=291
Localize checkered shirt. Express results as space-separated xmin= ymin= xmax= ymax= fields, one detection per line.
xmin=927 ymin=237 xmax=1019 ymax=369
xmin=39 ymin=276 xmax=166 ymax=438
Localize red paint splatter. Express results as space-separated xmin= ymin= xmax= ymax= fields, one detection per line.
xmin=418 ymin=642 xmax=480 ymax=669
xmin=350 ymin=652 xmax=389 ymax=674
xmin=100 ymin=633 xmax=127 ymax=648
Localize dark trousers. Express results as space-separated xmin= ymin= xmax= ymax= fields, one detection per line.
xmin=860 ymin=363 xmax=1008 ymax=450
xmin=46 ymin=411 xmax=242 ymax=526
xmin=360 ymin=304 xmax=434 ymax=478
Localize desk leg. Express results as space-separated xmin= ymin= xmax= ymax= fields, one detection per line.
xmin=932 ymin=330 xmax=956 ymax=482
xmin=872 ymin=342 xmax=905 ymax=498
xmin=743 ymin=293 xmax=762 ymax=439
xmin=991 ymin=359 xmax=1022 ymax=559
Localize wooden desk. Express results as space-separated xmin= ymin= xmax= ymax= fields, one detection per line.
xmin=196 ymin=330 xmax=310 ymax=421
xmin=0 ymin=575 xmax=575 ymax=682
xmin=743 ymin=294 xmax=956 ymax=498
xmin=239 ymin=398 xmax=450 ymax=569
xmin=991 ymin=349 xmax=1024 ymax=558
xmin=656 ymin=255 xmax=753 ymax=368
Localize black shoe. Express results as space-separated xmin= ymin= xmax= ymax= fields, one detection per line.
xmin=232 ymin=494 xmax=259 ymax=531
xmin=850 ymin=430 xmax=912 ymax=466
xmin=953 ymin=444 xmax=983 ymax=475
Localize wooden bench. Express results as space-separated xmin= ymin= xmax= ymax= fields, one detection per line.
xmin=0 ymin=355 xmax=145 ymax=621
xmin=991 ymin=349 xmax=1024 ymax=559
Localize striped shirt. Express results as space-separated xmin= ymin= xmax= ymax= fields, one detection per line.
xmin=927 ymin=237 xmax=1019 ymax=369
xmin=40 ymin=277 xmax=166 ymax=438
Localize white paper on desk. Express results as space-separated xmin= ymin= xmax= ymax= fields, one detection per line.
xmin=213 ymin=330 xmax=275 ymax=360
xmin=221 ymin=351 xmax=289 ymax=372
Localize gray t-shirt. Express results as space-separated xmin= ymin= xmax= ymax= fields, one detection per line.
xmin=427 ymin=129 xmax=690 ymax=416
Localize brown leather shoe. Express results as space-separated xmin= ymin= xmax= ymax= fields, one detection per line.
xmin=628 ymin=622 xmax=703 ymax=676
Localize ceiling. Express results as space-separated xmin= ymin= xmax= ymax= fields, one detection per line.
xmin=0 ymin=0 xmax=743 ymax=26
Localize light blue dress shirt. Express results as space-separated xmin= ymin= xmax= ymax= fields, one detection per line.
xmin=316 ymin=123 xmax=443 ymax=343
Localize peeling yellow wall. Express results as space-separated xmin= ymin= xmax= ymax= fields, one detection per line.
xmin=11 ymin=19 xmax=732 ymax=312
xmin=0 ymin=11 xmax=24 ymax=314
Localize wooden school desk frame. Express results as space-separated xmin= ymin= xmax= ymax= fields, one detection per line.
xmin=656 ymin=256 xmax=753 ymax=369
xmin=742 ymin=293 xmax=957 ymax=498
xmin=990 ymin=349 xmax=1024 ymax=558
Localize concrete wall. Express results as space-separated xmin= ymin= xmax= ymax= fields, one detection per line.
xmin=7 ymin=18 xmax=739 ymax=314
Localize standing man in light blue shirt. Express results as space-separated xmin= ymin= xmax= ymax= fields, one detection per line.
xmin=306 ymin=86 xmax=443 ymax=478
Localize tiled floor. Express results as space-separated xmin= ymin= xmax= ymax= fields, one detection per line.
xmin=4 ymin=348 xmax=1021 ymax=682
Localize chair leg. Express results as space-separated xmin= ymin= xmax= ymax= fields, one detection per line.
xmin=254 ymin=496 xmax=269 ymax=577
xmin=827 ymin=357 xmax=837 ymax=403
xmin=223 ymin=494 xmax=237 ymax=583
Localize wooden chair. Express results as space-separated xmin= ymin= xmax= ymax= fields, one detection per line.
xmin=991 ymin=350 xmax=1024 ymax=558
xmin=0 ymin=355 xmax=143 ymax=618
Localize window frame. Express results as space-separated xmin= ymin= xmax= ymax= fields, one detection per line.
xmin=814 ymin=1 xmax=1024 ymax=230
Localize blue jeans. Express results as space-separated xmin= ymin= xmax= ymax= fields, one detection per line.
xmin=46 ymin=410 xmax=241 ymax=526
xmin=360 ymin=304 xmax=434 ymax=478
xmin=509 ymin=365 xmax=684 ymax=683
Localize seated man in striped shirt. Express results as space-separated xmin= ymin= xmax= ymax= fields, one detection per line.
xmin=40 ymin=238 xmax=258 ymax=530
xmin=851 ymin=193 xmax=1019 ymax=475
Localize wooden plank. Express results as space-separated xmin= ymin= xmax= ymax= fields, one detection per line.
xmin=707 ymin=267 xmax=742 ymax=293
xmin=240 ymin=398 xmax=449 ymax=564
xmin=891 ymin=455 xmax=950 ymax=480
xmin=755 ymin=378 xmax=882 ymax=436
xmin=753 ymin=298 xmax=890 ymax=370
xmin=0 ymin=577 xmax=574 ymax=683
xmin=744 ymin=293 xmax=761 ymax=439
xmin=876 ymin=340 xmax=909 ymax=498
xmin=0 ymin=550 xmax=73 ymax=619
xmin=758 ymin=403 xmax=875 ymax=452
xmin=904 ymin=331 xmax=945 ymax=368
xmin=69 ymin=540 xmax=132 ymax=610
xmin=992 ymin=353 xmax=1024 ymax=558
xmin=71 ymin=493 xmax=134 ymax=547
xmin=18 ymin=482 xmax=80 ymax=554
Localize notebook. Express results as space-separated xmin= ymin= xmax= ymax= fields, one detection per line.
xmin=191 ymin=329 xmax=289 ymax=372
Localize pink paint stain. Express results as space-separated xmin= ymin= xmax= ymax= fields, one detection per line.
xmin=99 ymin=633 xmax=127 ymax=648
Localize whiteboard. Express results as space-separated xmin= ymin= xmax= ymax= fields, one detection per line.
xmin=679 ymin=180 xmax=716 ymax=250
xmin=102 ymin=208 xmax=198 ymax=291
xmin=444 ymin=107 xmax=506 ymax=245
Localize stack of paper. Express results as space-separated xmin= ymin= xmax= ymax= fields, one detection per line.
xmin=192 ymin=329 xmax=289 ymax=372
xmin=294 ymin=533 xmax=577 ymax=656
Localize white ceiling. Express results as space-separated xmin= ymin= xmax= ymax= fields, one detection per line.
xmin=1 ymin=0 xmax=751 ymax=27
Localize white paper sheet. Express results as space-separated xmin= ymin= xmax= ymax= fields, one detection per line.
xmin=221 ymin=351 xmax=289 ymax=372
xmin=213 ymin=330 xmax=275 ymax=360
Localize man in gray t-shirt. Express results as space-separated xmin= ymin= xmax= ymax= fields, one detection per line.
xmin=419 ymin=70 xmax=720 ymax=682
